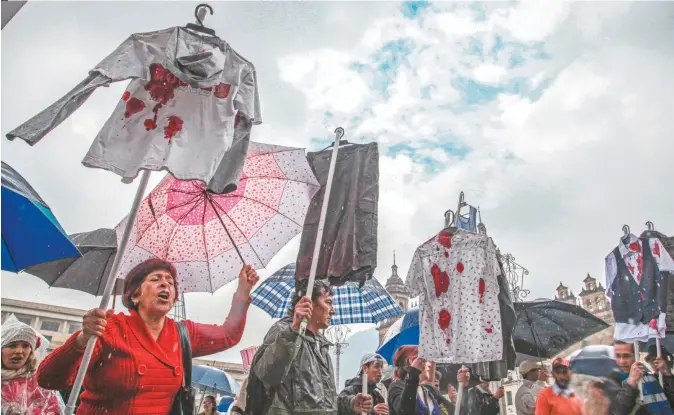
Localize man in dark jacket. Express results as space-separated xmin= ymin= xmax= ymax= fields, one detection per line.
xmin=464 ymin=376 xmax=503 ymax=415
xmin=614 ymin=340 xmax=674 ymax=415
xmin=338 ymin=353 xmax=389 ymax=415
xmin=253 ymin=279 xmax=372 ymax=415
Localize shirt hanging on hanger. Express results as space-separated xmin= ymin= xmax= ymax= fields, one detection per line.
xmin=406 ymin=229 xmax=503 ymax=363
xmin=605 ymin=234 xmax=674 ymax=342
xmin=6 ymin=26 xmax=262 ymax=194
xmin=295 ymin=142 xmax=379 ymax=287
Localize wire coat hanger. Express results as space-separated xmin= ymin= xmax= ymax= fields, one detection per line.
xmin=185 ymin=4 xmax=216 ymax=36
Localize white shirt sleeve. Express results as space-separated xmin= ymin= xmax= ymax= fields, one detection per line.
xmin=650 ymin=238 xmax=674 ymax=273
xmin=405 ymin=249 xmax=424 ymax=298
xmin=605 ymin=252 xmax=618 ymax=298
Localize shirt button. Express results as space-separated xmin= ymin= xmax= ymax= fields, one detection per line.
xmin=137 ymin=364 xmax=147 ymax=376
xmin=174 ymin=366 xmax=182 ymax=377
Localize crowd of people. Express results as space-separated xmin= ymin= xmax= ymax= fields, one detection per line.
xmin=3 ymin=259 xmax=674 ymax=415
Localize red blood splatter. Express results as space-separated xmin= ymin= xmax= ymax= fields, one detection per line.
xmin=456 ymin=262 xmax=464 ymax=273
xmin=649 ymin=319 xmax=658 ymax=331
xmin=485 ymin=327 xmax=493 ymax=334
xmin=124 ymin=97 xmax=146 ymax=118
xmin=122 ymin=91 xmax=131 ymax=101
xmin=438 ymin=230 xmax=453 ymax=249
xmin=653 ymin=242 xmax=661 ymax=257
xmin=478 ymin=278 xmax=486 ymax=303
xmin=438 ymin=309 xmax=451 ymax=330
xmin=445 ymin=338 xmax=451 ymax=345
xmin=636 ymin=255 xmax=643 ymax=282
xmin=629 ymin=242 xmax=641 ymax=253
xmin=164 ymin=116 xmax=184 ymax=143
xmin=214 ymin=83 xmax=231 ymax=99
xmin=443 ymin=251 xmax=448 ymax=258
xmin=144 ymin=119 xmax=157 ymax=130
xmin=431 ymin=264 xmax=449 ymax=297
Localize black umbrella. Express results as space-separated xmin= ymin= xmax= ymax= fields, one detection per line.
xmin=514 ymin=300 xmax=610 ymax=359
xmin=24 ymin=228 xmax=123 ymax=296
xmin=568 ymin=345 xmax=619 ymax=378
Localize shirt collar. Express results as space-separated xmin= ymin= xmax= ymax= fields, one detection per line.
xmin=552 ymin=383 xmax=574 ymax=397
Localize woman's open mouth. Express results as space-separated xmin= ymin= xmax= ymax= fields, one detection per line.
xmin=157 ymin=291 xmax=170 ymax=301
xmin=10 ymin=356 xmax=23 ymax=364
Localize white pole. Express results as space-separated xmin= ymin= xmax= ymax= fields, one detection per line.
xmin=63 ymin=170 xmax=151 ymax=415
xmin=362 ymin=371 xmax=368 ymax=415
xmin=454 ymin=365 xmax=467 ymax=415
xmin=299 ymin=127 xmax=344 ymax=335
xmin=635 ymin=342 xmax=643 ymax=399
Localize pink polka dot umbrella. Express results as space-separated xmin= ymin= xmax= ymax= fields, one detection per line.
xmin=113 ymin=142 xmax=321 ymax=293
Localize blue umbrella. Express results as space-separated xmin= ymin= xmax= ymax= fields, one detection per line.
xmin=1 ymin=162 xmax=80 ymax=272
xmin=377 ymin=308 xmax=419 ymax=364
xmin=251 ymin=263 xmax=404 ymax=325
xmin=218 ymin=395 xmax=234 ymax=413
xmin=568 ymin=345 xmax=619 ymax=378
xmin=192 ymin=365 xmax=240 ymax=395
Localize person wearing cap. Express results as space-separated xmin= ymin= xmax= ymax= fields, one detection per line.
xmin=514 ymin=361 xmax=548 ymax=415
xmin=464 ymin=375 xmax=504 ymax=415
xmin=338 ymin=353 xmax=389 ymax=415
xmin=534 ymin=357 xmax=582 ymax=415
xmin=1 ymin=314 xmax=62 ymax=414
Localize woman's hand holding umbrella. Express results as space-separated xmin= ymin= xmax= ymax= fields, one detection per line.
xmin=235 ymin=264 xmax=260 ymax=300
xmin=76 ymin=309 xmax=114 ymax=349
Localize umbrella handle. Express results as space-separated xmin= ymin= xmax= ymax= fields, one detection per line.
xmin=64 ymin=170 xmax=152 ymax=415
xmin=300 ymin=127 xmax=344 ymax=335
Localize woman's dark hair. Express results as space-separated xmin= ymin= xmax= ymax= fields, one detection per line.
xmin=122 ymin=258 xmax=178 ymax=311
xmin=204 ymin=395 xmax=217 ymax=405
xmin=287 ymin=278 xmax=333 ymax=316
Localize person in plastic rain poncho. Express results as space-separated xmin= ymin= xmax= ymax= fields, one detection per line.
xmin=1 ymin=314 xmax=64 ymax=415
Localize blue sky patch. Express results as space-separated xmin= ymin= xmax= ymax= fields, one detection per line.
xmin=400 ymin=1 xmax=431 ymax=18
xmin=369 ymin=38 xmax=415 ymax=95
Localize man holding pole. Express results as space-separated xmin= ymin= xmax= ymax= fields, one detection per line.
xmin=338 ymin=353 xmax=389 ymax=415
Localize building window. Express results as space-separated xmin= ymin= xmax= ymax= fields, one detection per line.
xmin=40 ymin=320 xmax=61 ymax=332
xmin=506 ymin=391 xmax=513 ymax=406
xmin=15 ymin=315 xmax=33 ymax=326
xmin=68 ymin=323 xmax=82 ymax=334
xmin=43 ymin=335 xmax=52 ymax=343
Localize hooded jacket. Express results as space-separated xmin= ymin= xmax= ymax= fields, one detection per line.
xmin=253 ymin=318 xmax=336 ymax=415
xmin=337 ymin=376 xmax=387 ymax=415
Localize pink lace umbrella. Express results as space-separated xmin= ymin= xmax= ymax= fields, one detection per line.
xmin=114 ymin=142 xmax=320 ymax=293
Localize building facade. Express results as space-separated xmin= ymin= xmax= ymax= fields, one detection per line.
xmin=554 ymin=282 xmax=577 ymax=305
xmin=377 ymin=254 xmax=410 ymax=345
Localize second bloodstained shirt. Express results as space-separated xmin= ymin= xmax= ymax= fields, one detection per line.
xmin=6 ymin=26 xmax=262 ymax=194
xmin=405 ymin=229 xmax=503 ymax=363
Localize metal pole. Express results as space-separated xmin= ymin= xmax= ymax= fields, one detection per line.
xmin=325 ymin=325 xmax=350 ymax=388
xmin=64 ymin=170 xmax=151 ymax=415
xmin=300 ymin=127 xmax=344 ymax=334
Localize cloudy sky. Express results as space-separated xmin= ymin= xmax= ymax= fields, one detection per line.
xmin=2 ymin=1 xmax=673 ymax=388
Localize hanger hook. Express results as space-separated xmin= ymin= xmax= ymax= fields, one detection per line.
xmin=334 ymin=127 xmax=345 ymax=139
xmin=195 ymin=4 xmax=213 ymax=26
xmin=646 ymin=221 xmax=655 ymax=232
xmin=622 ymin=225 xmax=630 ymax=237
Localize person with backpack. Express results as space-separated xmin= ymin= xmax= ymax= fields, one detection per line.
xmin=338 ymin=353 xmax=389 ymax=415
xmin=248 ymin=278 xmax=372 ymax=415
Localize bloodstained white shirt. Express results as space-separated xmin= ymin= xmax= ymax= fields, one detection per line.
xmin=405 ymin=229 xmax=503 ymax=363
xmin=7 ymin=26 xmax=261 ymax=194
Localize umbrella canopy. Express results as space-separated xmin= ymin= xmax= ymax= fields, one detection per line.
xmin=114 ymin=142 xmax=320 ymax=293
xmin=377 ymin=308 xmax=419 ymax=364
xmin=218 ymin=395 xmax=234 ymax=413
xmin=568 ymin=345 xmax=619 ymax=378
xmin=251 ymin=263 xmax=403 ymax=325
xmin=514 ymin=300 xmax=610 ymax=358
xmin=192 ymin=365 xmax=240 ymax=395
xmin=1 ymin=161 xmax=80 ymax=272
xmin=24 ymin=228 xmax=123 ymax=296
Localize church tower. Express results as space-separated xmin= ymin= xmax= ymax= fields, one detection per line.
xmin=377 ymin=252 xmax=409 ymax=345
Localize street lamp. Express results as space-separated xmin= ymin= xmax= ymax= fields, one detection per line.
xmin=325 ymin=325 xmax=350 ymax=388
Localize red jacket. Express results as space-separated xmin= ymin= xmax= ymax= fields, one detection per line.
xmin=1 ymin=375 xmax=62 ymax=414
xmin=37 ymin=295 xmax=250 ymax=415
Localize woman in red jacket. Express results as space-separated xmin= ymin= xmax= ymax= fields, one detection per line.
xmin=36 ymin=258 xmax=259 ymax=415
